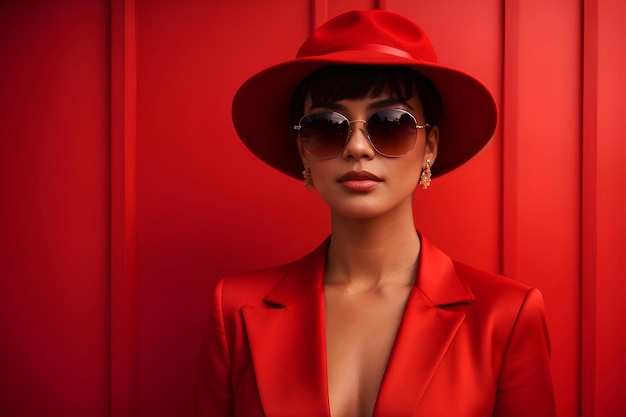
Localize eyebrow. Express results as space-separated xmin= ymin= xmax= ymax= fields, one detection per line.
xmin=308 ymin=97 xmax=415 ymax=113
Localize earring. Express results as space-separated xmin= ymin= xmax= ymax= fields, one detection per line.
xmin=419 ymin=159 xmax=432 ymax=189
xmin=302 ymin=166 xmax=313 ymax=191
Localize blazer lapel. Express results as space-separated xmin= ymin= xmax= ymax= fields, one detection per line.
xmin=242 ymin=234 xmax=474 ymax=417
xmin=373 ymin=234 xmax=475 ymax=416
xmin=242 ymin=241 xmax=331 ymax=417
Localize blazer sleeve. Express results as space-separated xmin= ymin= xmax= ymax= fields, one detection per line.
xmin=193 ymin=278 xmax=234 ymax=417
xmin=493 ymin=287 xmax=557 ymax=417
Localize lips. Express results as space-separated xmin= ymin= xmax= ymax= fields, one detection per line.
xmin=337 ymin=170 xmax=382 ymax=182
xmin=337 ymin=170 xmax=382 ymax=191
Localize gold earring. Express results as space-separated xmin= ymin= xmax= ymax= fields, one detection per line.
xmin=419 ymin=159 xmax=432 ymax=189
xmin=303 ymin=166 xmax=313 ymax=191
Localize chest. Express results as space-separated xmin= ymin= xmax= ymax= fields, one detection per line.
xmin=324 ymin=286 xmax=411 ymax=417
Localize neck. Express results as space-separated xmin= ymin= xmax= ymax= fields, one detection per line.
xmin=325 ymin=199 xmax=420 ymax=289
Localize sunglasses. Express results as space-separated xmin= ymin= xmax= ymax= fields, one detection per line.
xmin=294 ymin=109 xmax=429 ymax=158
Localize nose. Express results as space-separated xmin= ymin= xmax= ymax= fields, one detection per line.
xmin=341 ymin=120 xmax=376 ymax=160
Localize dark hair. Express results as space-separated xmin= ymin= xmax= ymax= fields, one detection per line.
xmin=289 ymin=65 xmax=443 ymax=132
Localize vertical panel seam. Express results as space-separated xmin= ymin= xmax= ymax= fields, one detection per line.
xmin=110 ymin=0 xmax=137 ymax=416
xmin=311 ymin=0 xmax=328 ymax=33
xmin=501 ymin=0 xmax=520 ymax=279
xmin=580 ymin=0 xmax=598 ymax=415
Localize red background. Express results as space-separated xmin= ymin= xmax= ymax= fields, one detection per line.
xmin=1 ymin=0 xmax=624 ymax=416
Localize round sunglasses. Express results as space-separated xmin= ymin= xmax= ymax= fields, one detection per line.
xmin=294 ymin=109 xmax=429 ymax=158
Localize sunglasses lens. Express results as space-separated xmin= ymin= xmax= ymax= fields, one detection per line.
xmin=367 ymin=110 xmax=417 ymax=156
xmin=297 ymin=109 xmax=419 ymax=158
xmin=298 ymin=112 xmax=348 ymax=157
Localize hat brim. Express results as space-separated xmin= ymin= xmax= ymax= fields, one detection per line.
xmin=232 ymin=50 xmax=497 ymax=179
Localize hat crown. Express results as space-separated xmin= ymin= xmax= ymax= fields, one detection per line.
xmin=297 ymin=10 xmax=438 ymax=63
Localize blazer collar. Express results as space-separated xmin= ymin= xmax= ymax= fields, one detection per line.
xmin=414 ymin=232 xmax=475 ymax=306
xmin=264 ymin=232 xmax=474 ymax=308
xmin=243 ymin=233 xmax=474 ymax=416
xmin=263 ymin=239 xmax=328 ymax=307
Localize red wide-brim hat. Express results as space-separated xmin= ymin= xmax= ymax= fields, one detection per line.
xmin=232 ymin=9 xmax=498 ymax=179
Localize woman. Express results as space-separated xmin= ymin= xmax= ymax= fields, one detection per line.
xmin=194 ymin=9 xmax=556 ymax=417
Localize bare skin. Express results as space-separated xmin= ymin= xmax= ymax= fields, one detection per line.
xmin=324 ymin=203 xmax=420 ymax=417
xmin=299 ymin=93 xmax=439 ymax=416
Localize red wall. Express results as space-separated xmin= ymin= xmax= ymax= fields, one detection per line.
xmin=501 ymin=1 xmax=582 ymax=413
xmin=0 ymin=1 xmax=110 ymax=416
xmin=1 ymin=0 xmax=624 ymax=416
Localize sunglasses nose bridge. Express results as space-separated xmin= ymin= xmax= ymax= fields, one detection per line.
xmin=343 ymin=118 xmax=377 ymax=158
xmin=346 ymin=119 xmax=369 ymax=140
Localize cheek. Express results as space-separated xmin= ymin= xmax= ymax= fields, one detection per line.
xmin=307 ymin=161 xmax=334 ymax=189
xmin=394 ymin=157 xmax=422 ymax=185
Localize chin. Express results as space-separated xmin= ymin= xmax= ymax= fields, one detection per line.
xmin=329 ymin=201 xmax=399 ymax=220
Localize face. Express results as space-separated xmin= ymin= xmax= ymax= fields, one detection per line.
xmin=298 ymin=92 xmax=439 ymax=220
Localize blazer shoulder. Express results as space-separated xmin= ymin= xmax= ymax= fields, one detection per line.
xmin=451 ymin=260 xmax=546 ymax=318
xmin=216 ymin=238 xmax=329 ymax=309
xmin=453 ymin=261 xmax=533 ymax=297
xmin=217 ymin=260 xmax=297 ymax=308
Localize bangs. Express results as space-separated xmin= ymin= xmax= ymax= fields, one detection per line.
xmin=307 ymin=65 xmax=416 ymax=104
xmin=289 ymin=65 xmax=442 ymax=127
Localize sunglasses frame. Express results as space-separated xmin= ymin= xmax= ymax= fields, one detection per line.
xmin=294 ymin=108 xmax=429 ymax=159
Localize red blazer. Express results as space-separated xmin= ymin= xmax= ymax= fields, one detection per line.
xmin=194 ymin=234 xmax=556 ymax=417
